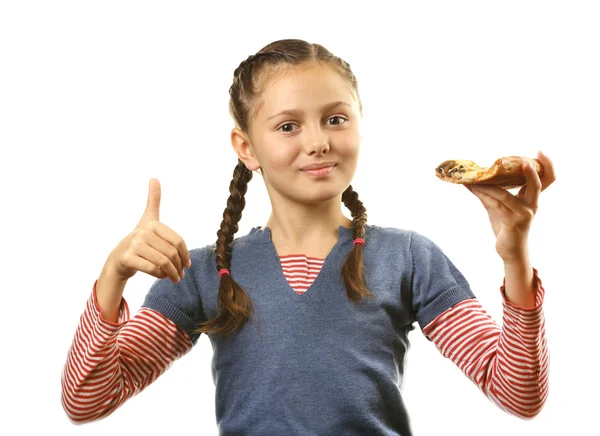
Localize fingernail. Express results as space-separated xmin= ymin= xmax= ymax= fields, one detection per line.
xmin=186 ymin=259 xmax=192 ymax=268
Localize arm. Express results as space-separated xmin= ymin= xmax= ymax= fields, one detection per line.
xmin=61 ymin=279 xmax=193 ymax=424
xmin=421 ymin=267 xmax=548 ymax=418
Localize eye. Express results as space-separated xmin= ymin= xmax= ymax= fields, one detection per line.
xmin=277 ymin=122 xmax=297 ymax=133
xmin=325 ymin=116 xmax=347 ymax=126
xmin=276 ymin=116 xmax=348 ymax=134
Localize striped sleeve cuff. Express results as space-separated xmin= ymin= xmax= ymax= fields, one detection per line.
xmin=61 ymin=279 xmax=193 ymax=424
xmin=500 ymin=266 xmax=545 ymax=313
xmin=421 ymin=267 xmax=548 ymax=419
xmin=491 ymin=267 xmax=548 ymax=418
xmin=90 ymin=278 xmax=130 ymax=327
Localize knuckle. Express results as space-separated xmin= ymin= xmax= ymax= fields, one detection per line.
xmin=145 ymin=220 xmax=158 ymax=231
xmin=159 ymin=256 xmax=171 ymax=269
xmin=135 ymin=228 xmax=149 ymax=241
xmin=527 ymin=209 xmax=536 ymax=219
xmin=122 ymin=250 xmax=133 ymax=265
xmin=169 ymin=246 xmax=180 ymax=263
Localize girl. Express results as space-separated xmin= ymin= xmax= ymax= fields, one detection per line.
xmin=61 ymin=39 xmax=555 ymax=435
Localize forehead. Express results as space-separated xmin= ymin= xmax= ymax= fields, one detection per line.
xmin=256 ymin=64 xmax=355 ymax=119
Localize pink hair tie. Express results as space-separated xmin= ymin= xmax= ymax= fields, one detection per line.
xmin=353 ymin=238 xmax=365 ymax=246
xmin=218 ymin=268 xmax=230 ymax=278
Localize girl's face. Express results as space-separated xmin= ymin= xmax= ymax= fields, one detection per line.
xmin=234 ymin=63 xmax=362 ymax=206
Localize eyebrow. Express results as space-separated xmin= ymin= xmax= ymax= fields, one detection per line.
xmin=266 ymin=101 xmax=352 ymax=121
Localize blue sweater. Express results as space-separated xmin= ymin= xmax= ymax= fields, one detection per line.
xmin=142 ymin=223 xmax=476 ymax=435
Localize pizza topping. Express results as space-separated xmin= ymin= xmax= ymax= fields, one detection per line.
xmin=435 ymin=156 xmax=544 ymax=189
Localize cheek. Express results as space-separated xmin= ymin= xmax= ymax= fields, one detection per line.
xmin=339 ymin=137 xmax=360 ymax=159
xmin=261 ymin=145 xmax=297 ymax=170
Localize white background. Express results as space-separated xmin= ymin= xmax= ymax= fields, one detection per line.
xmin=1 ymin=1 xmax=598 ymax=434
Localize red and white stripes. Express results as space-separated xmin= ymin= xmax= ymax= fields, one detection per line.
xmin=279 ymin=254 xmax=325 ymax=295
xmin=61 ymin=262 xmax=548 ymax=424
xmin=421 ymin=267 xmax=548 ymax=418
xmin=60 ymin=280 xmax=192 ymax=424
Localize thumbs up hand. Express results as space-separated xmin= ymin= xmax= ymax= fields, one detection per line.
xmin=137 ymin=176 xmax=162 ymax=226
xmin=107 ymin=178 xmax=192 ymax=284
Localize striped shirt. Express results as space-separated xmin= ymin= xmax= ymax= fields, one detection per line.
xmin=61 ymin=225 xmax=548 ymax=433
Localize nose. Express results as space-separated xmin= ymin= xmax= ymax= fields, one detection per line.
xmin=303 ymin=124 xmax=330 ymax=155
xmin=308 ymin=141 xmax=329 ymax=155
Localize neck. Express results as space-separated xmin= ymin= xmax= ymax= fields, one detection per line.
xmin=264 ymin=210 xmax=353 ymax=248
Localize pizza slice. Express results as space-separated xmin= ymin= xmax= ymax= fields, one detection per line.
xmin=435 ymin=156 xmax=544 ymax=189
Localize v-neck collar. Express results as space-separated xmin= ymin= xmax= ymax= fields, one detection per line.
xmin=246 ymin=224 xmax=359 ymax=300
xmin=247 ymin=224 xmax=355 ymax=243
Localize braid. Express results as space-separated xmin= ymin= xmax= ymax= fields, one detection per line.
xmin=342 ymin=184 xmax=367 ymax=239
xmin=192 ymin=159 xmax=254 ymax=338
xmin=229 ymin=51 xmax=288 ymax=133
xmin=215 ymin=159 xmax=253 ymax=269
xmin=230 ymin=51 xmax=287 ymax=96
xmin=341 ymin=185 xmax=374 ymax=301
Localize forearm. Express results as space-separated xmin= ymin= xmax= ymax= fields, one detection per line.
xmin=61 ymin=280 xmax=193 ymax=424
xmin=503 ymin=254 xmax=536 ymax=308
xmin=422 ymin=268 xmax=548 ymax=418
xmin=96 ymin=262 xmax=128 ymax=323
xmin=493 ymin=267 xmax=548 ymax=417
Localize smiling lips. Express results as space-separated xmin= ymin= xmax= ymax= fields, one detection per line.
xmin=301 ymin=162 xmax=336 ymax=171
xmin=301 ymin=164 xmax=336 ymax=177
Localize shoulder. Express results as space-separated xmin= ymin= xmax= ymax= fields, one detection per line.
xmin=366 ymin=223 xmax=411 ymax=238
xmin=187 ymin=229 xmax=253 ymax=270
xmin=365 ymin=223 xmax=415 ymax=250
xmin=366 ymin=224 xmax=443 ymax=254
xmin=365 ymin=224 xmax=450 ymax=267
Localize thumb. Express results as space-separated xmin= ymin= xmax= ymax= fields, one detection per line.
xmin=141 ymin=178 xmax=161 ymax=224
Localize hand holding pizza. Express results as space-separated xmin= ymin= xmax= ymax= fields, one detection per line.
xmin=460 ymin=151 xmax=556 ymax=263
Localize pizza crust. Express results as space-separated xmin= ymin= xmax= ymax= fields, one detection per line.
xmin=435 ymin=156 xmax=544 ymax=189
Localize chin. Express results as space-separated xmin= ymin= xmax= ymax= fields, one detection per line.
xmin=297 ymin=185 xmax=349 ymax=204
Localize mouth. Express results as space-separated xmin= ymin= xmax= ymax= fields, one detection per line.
xmin=301 ymin=164 xmax=336 ymax=177
xmin=300 ymin=161 xmax=337 ymax=170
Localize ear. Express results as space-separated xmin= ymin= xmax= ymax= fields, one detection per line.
xmin=231 ymin=128 xmax=261 ymax=172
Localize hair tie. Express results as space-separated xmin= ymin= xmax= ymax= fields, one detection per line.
xmin=218 ymin=268 xmax=230 ymax=278
xmin=353 ymin=238 xmax=365 ymax=246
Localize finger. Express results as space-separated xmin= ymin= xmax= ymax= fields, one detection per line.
xmin=536 ymin=150 xmax=556 ymax=191
xmin=468 ymin=186 xmax=519 ymax=231
xmin=522 ymin=158 xmax=542 ymax=209
xmin=140 ymin=178 xmax=161 ymax=225
xmin=469 ymin=184 xmax=525 ymax=216
xmin=135 ymin=232 xmax=183 ymax=283
xmin=125 ymin=254 xmax=168 ymax=280
xmin=148 ymin=221 xmax=192 ymax=272
xmin=142 ymin=225 xmax=186 ymax=279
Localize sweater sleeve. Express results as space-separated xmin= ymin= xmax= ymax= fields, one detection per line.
xmin=409 ymin=231 xmax=477 ymax=328
xmin=421 ymin=267 xmax=548 ymax=418
xmin=141 ymin=247 xmax=207 ymax=346
xmin=61 ymin=279 xmax=193 ymax=424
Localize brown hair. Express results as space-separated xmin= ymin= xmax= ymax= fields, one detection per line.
xmin=193 ymin=39 xmax=373 ymax=339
